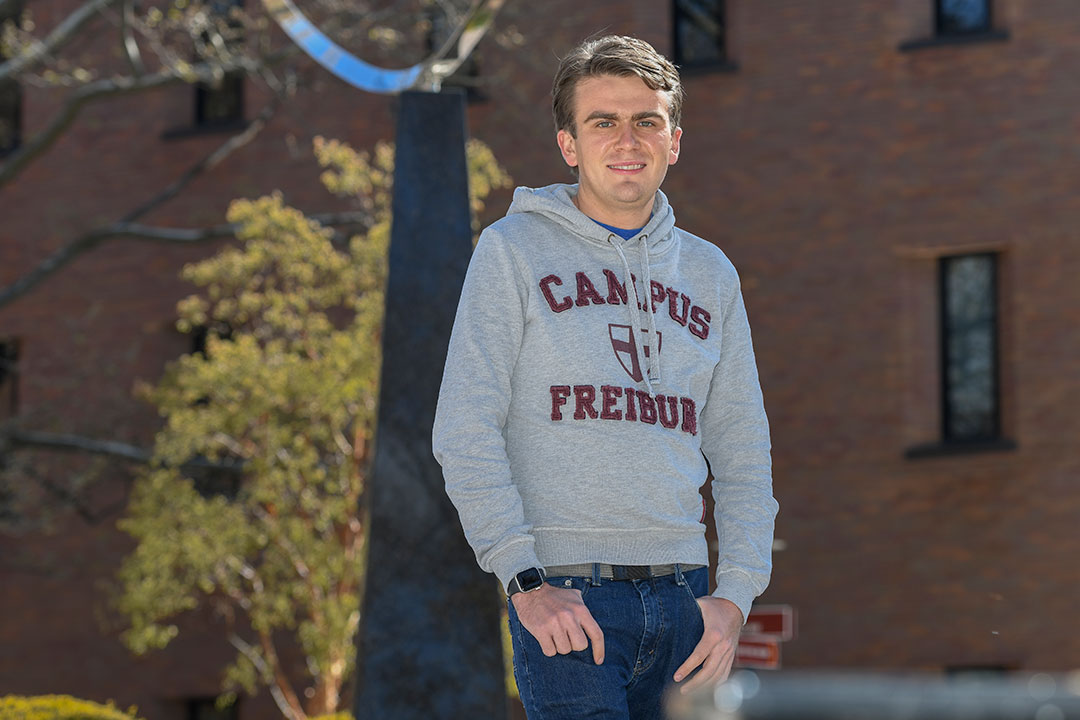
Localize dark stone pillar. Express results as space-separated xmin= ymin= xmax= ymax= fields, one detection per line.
xmin=353 ymin=89 xmax=508 ymax=720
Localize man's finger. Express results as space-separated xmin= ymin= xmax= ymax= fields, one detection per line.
xmin=552 ymin=629 xmax=573 ymax=655
xmin=673 ymin=641 xmax=707 ymax=683
xmin=714 ymin=651 xmax=735 ymax=684
xmin=567 ymin=624 xmax=590 ymax=653
xmin=680 ymin=648 xmax=724 ymax=693
xmin=537 ymin=634 xmax=558 ymax=658
xmin=580 ymin=612 xmax=605 ymax=665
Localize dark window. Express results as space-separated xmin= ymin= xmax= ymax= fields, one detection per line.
xmin=673 ymin=0 xmax=728 ymax=68
xmin=186 ymin=697 xmax=238 ymax=720
xmin=189 ymin=323 xmax=232 ymax=408
xmin=190 ymin=323 xmax=232 ymax=357
xmin=185 ymin=325 xmax=242 ymax=498
xmin=194 ymin=0 xmax=244 ymax=127
xmin=940 ymin=254 xmax=1000 ymax=443
xmin=187 ymin=463 xmax=241 ymax=500
xmin=0 ymin=339 xmax=19 ymax=524
xmin=0 ymin=338 xmax=19 ymax=421
xmin=0 ymin=0 xmax=23 ymax=154
xmin=195 ymin=73 xmax=243 ymax=127
xmin=937 ymin=0 xmax=992 ymax=36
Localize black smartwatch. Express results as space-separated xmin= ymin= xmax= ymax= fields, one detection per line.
xmin=506 ymin=567 xmax=546 ymax=597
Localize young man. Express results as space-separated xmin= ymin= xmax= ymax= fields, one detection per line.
xmin=433 ymin=35 xmax=777 ymax=718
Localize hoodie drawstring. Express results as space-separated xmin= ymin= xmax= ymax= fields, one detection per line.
xmin=609 ymin=234 xmax=660 ymax=394
xmin=638 ymin=234 xmax=662 ymax=389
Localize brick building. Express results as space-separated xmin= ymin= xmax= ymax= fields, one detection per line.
xmin=2 ymin=0 xmax=1078 ymax=717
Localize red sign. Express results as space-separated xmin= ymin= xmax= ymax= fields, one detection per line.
xmin=744 ymin=604 xmax=797 ymax=641
xmin=734 ymin=634 xmax=781 ymax=669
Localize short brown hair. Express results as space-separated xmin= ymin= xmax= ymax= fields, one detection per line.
xmin=552 ymin=35 xmax=684 ymax=137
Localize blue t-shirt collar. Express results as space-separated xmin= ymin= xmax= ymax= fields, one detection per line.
xmin=591 ymin=218 xmax=644 ymax=240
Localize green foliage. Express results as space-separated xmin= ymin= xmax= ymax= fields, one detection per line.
xmin=115 ymin=137 xmax=510 ymax=718
xmin=465 ymin=138 xmax=514 ymax=225
xmin=313 ymin=136 xmax=513 ymax=235
xmin=500 ymin=597 xmax=519 ymax=700
xmin=0 ymin=696 xmax=141 ymax=720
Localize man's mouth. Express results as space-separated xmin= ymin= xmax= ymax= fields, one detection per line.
xmin=608 ymin=163 xmax=646 ymax=172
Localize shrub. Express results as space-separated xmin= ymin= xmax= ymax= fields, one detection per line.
xmin=0 ymin=696 xmax=141 ymax=720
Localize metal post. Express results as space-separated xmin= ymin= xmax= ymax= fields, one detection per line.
xmin=353 ymin=89 xmax=508 ymax=720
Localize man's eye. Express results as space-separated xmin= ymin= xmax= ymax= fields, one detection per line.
xmin=597 ymin=121 xmax=613 ymax=128
xmin=638 ymin=120 xmax=655 ymax=127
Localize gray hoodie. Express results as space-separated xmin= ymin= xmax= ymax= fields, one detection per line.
xmin=432 ymin=183 xmax=777 ymax=619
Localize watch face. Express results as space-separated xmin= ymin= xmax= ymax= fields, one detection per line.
xmin=518 ymin=568 xmax=544 ymax=592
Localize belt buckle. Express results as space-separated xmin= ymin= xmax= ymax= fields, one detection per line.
xmin=612 ymin=564 xmax=651 ymax=581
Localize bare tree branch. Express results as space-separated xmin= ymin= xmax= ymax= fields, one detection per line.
xmin=0 ymin=438 xmax=126 ymax=525
xmin=124 ymin=93 xmax=282 ymax=222
xmin=0 ymin=41 xmax=362 ymax=310
xmin=259 ymin=631 xmax=307 ymax=720
xmin=120 ymin=0 xmax=145 ymax=77
xmin=0 ymin=0 xmax=122 ymax=82
xmin=116 ymin=211 xmax=369 ymax=242
xmin=9 ymin=429 xmax=151 ymax=462
xmin=229 ymin=633 xmax=302 ymax=720
xmin=0 ymin=210 xmax=369 ymax=309
xmin=0 ymin=56 xmax=257 ymax=190
xmin=37 ymin=470 xmax=128 ymax=525
xmin=0 ymin=96 xmax=281 ymax=308
xmin=6 ymin=428 xmax=245 ymax=473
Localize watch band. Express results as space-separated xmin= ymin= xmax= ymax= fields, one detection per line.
xmin=507 ymin=567 xmax=546 ymax=597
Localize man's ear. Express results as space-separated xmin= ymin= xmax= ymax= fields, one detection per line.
xmin=669 ymin=126 xmax=683 ymax=166
xmin=557 ymin=129 xmax=579 ymax=168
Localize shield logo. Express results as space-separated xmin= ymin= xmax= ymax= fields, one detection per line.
xmin=608 ymin=324 xmax=662 ymax=382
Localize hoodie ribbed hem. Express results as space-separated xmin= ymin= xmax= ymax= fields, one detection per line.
xmin=532 ymin=527 xmax=709 ymax=570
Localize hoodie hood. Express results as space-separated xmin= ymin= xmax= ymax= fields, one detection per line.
xmin=506 ymin=183 xmax=678 ymax=255
xmin=507 ymin=183 xmax=678 ymax=393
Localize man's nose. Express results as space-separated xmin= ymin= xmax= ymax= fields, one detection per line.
xmin=616 ymin=124 xmax=640 ymax=148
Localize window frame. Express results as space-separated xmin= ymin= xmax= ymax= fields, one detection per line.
xmin=935 ymin=0 xmax=993 ymax=37
xmin=937 ymin=252 xmax=1003 ymax=446
xmin=0 ymin=338 xmax=19 ymax=419
xmin=0 ymin=0 xmax=24 ymax=155
xmin=672 ymin=0 xmax=737 ymax=73
xmin=194 ymin=71 xmax=245 ymax=128
xmin=185 ymin=696 xmax=239 ymax=720
xmin=193 ymin=0 xmax=245 ymax=130
xmin=899 ymin=0 xmax=1008 ymax=52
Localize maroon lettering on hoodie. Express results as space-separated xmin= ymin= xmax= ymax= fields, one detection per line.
xmin=539 ymin=274 xmax=572 ymax=313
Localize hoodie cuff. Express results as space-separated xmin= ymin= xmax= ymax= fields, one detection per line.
xmin=710 ymin=571 xmax=758 ymax=624
xmin=489 ymin=541 xmax=543 ymax=595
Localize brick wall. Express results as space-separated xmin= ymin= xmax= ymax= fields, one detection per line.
xmin=2 ymin=0 xmax=1078 ymax=715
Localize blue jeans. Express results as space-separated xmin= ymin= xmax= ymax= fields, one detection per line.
xmin=507 ymin=565 xmax=707 ymax=720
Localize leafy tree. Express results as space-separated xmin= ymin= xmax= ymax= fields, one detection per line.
xmin=0 ymin=0 xmax=515 ymax=530
xmin=113 ymin=136 xmax=510 ymax=720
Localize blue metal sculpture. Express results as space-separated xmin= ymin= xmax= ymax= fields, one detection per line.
xmin=260 ymin=0 xmax=505 ymax=93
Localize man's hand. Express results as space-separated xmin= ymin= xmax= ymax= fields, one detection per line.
xmin=673 ymin=596 xmax=744 ymax=693
xmin=511 ymin=583 xmax=605 ymax=665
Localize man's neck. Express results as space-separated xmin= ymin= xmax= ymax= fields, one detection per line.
xmin=572 ymin=189 xmax=654 ymax=229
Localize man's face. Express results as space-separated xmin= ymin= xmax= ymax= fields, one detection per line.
xmin=557 ymin=73 xmax=682 ymax=225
